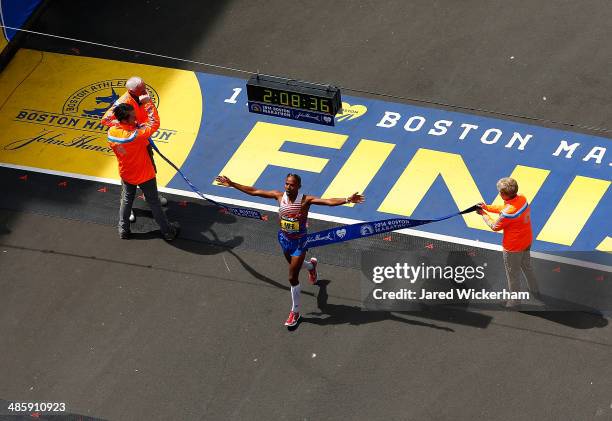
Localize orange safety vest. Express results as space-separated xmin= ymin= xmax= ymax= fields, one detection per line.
xmin=107 ymin=102 xmax=160 ymax=185
xmin=101 ymin=91 xmax=148 ymax=127
xmin=482 ymin=194 xmax=533 ymax=252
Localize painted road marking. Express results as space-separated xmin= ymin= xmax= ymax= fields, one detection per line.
xmin=0 ymin=49 xmax=609 ymax=266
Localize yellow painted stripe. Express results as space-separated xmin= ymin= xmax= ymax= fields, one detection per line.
xmin=596 ymin=237 xmax=612 ymax=253
xmin=377 ymin=148 xmax=487 ymax=229
xmin=217 ymin=121 xmax=348 ymax=186
xmin=321 ymin=139 xmax=395 ymax=206
xmin=487 ymin=165 xmax=550 ymax=211
xmin=0 ymin=49 xmax=42 ymax=109
xmin=537 ymin=176 xmax=610 ymax=246
xmin=0 ymin=33 xmax=7 ymax=53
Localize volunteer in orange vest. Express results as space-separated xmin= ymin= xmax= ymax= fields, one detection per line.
xmin=478 ymin=177 xmax=541 ymax=307
xmin=107 ymin=97 xmax=179 ymax=241
xmin=101 ymin=76 xmax=168 ymax=223
xmin=101 ymin=76 xmax=149 ymax=127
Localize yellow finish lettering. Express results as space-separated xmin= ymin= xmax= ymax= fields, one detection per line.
xmin=378 ymin=150 xmax=552 ymax=231
xmin=596 ymin=237 xmax=611 ymax=253
xmin=322 ymin=139 xmax=395 ymax=207
xmin=537 ymin=176 xmax=610 ymax=245
xmin=378 ymin=148 xmax=487 ymax=229
xmin=216 ymin=122 xmax=348 ymax=186
xmin=486 ymin=165 xmax=550 ymax=211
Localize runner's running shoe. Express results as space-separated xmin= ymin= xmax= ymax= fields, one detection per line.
xmin=307 ymin=257 xmax=318 ymax=284
xmin=284 ymin=311 xmax=300 ymax=327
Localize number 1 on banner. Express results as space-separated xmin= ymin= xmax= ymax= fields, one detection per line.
xmin=224 ymin=88 xmax=242 ymax=104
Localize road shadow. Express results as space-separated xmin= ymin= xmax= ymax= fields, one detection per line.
xmin=0 ymin=216 xmax=11 ymax=237
xmin=301 ymin=279 xmax=454 ymax=332
xmin=521 ymin=310 xmax=608 ymax=329
xmin=131 ymin=198 xmax=246 ymax=254
xmin=227 ymin=250 xmax=494 ymax=331
xmin=519 ymin=294 xmax=609 ymax=329
xmin=225 ymin=249 xmax=317 ymax=299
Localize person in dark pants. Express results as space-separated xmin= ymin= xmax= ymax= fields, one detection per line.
xmin=107 ymin=97 xmax=179 ymax=241
xmin=101 ymin=76 xmax=168 ymax=222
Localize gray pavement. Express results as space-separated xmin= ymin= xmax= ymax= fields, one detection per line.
xmin=1 ymin=209 xmax=611 ymax=420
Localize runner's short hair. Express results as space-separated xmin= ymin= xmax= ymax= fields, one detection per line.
xmin=114 ymin=103 xmax=134 ymax=122
xmin=496 ymin=177 xmax=518 ymax=197
xmin=286 ymin=173 xmax=301 ymax=186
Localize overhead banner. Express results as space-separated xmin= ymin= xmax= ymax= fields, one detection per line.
xmin=0 ymin=49 xmax=609 ymax=265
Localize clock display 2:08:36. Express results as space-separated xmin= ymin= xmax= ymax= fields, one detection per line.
xmin=262 ymin=89 xmax=331 ymax=113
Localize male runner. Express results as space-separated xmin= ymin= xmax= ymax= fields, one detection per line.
xmin=215 ymin=173 xmax=365 ymax=327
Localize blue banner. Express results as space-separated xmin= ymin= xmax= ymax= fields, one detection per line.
xmin=304 ymin=206 xmax=480 ymax=248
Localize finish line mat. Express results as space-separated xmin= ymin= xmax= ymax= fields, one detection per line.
xmin=0 ymin=49 xmax=610 ymax=267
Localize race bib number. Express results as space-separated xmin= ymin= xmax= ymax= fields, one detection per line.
xmin=280 ymin=217 xmax=300 ymax=233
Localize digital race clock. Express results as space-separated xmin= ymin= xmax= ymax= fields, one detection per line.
xmin=246 ymin=75 xmax=342 ymax=126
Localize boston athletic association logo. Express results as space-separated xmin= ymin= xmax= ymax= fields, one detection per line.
xmin=62 ymin=79 xmax=160 ymax=118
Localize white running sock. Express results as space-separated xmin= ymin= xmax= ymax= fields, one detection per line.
xmin=291 ymin=284 xmax=301 ymax=312
xmin=303 ymin=260 xmax=314 ymax=271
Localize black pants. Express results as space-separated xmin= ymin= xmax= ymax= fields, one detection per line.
xmin=147 ymin=144 xmax=157 ymax=172
xmin=119 ymin=177 xmax=171 ymax=235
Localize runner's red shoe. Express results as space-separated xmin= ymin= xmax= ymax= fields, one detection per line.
xmin=284 ymin=311 xmax=300 ymax=327
xmin=308 ymin=257 xmax=318 ymax=284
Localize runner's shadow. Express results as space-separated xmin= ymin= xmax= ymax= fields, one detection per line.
xmin=226 ymin=249 xmax=317 ymax=299
xmin=302 ymin=280 xmax=454 ymax=332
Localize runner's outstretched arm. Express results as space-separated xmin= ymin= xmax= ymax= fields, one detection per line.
xmin=215 ymin=175 xmax=282 ymax=200
xmin=307 ymin=192 xmax=365 ymax=206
